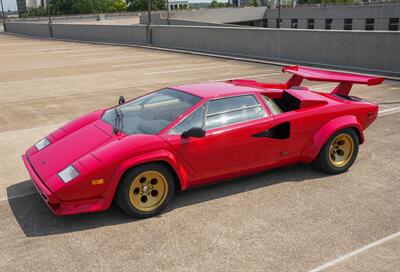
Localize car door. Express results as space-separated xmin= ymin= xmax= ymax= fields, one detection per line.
xmin=162 ymin=94 xmax=276 ymax=185
xmin=255 ymin=93 xmax=316 ymax=166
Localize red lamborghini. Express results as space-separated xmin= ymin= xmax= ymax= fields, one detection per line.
xmin=22 ymin=66 xmax=383 ymax=218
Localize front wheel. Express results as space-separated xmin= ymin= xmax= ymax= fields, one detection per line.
xmin=116 ymin=163 xmax=175 ymax=219
xmin=314 ymin=128 xmax=359 ymax=174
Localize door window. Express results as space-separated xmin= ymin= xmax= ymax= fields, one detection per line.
xmin=205 ymin=95 xmax=264 ymax=130
xmin=170 ymin=105 xmax=206 ymax=134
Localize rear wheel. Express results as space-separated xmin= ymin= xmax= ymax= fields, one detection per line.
xmin=116 ymin=163 xmax=175 ymax=218
xmin=314 ymin=128 xmax=359 ymax=174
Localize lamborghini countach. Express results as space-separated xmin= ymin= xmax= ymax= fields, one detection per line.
xmin=22 ymin=66 xmax=384 ymax=218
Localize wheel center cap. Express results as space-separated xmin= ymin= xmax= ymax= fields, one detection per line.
xmin=143 ymin=185 xmax=149 ymax=194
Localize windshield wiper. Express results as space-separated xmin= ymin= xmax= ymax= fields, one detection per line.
xmin=113 ymin=108 xmax=123 ymax=134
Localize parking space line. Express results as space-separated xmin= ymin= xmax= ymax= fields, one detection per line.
xmin=144 ymin=65 xmax=231 ymax=75
xmin=308 ymin=230 xmax=400 ymax=272
xmin=111 ymin=59 xmax=182 ymax=68
xmin=211 ymin=72 xmax=282 ymax=82
xmin=66 ymin=51 xmax=127 ymax=58
xmin=0 ymin=192 xmax=35 ymax=202
xmin=0 ymin=123 xmax=62 ymax=136
xmin=83 ymin=56 xmax=142 ymax=62
xmin=379 ymin=110 xmax=400 ymax=117
xmin=378 ymin=106 xmax=400 ymax=114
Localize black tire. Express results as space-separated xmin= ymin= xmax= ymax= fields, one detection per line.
xmin=116 ymin=163 xmax=175 ymax=219
xmin=313 ymin=128 xmax=359 ymax=174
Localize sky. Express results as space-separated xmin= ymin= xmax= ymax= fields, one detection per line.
xmin=2 ymin=0 xmax=17 ymax=11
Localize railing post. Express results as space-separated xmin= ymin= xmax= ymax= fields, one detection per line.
xmin=147 ymin=0 xmax=152 ymax=44
xmin=0 ymin=0 xmax=6 ymax=32
xmin=46 ymin=0 xmax=53 ymax=37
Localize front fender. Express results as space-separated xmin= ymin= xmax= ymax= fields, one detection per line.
xmin=101 ymin=149 xmax=188 ymax=207
xmin=301 ymin=115 xmax=364 ymax=163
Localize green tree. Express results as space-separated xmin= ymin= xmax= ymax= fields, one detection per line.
xmin=297 ymin=0 xmax=353 ymax=3
xmin=50 ymin=0 xmax=74 ymax=15
xmin=208 ymin=0 xmax=224 ymax=8
xmin=127 ymin=0 xmax=166 ymax=11
xmin=107 ymin=0 xmax=128 ymax=12
xmin=71 ymin=0 xmax=96 ymax=14
xmin=24 ymin=7 xmax=48 ymax=17
xmin=48 ymin=0 xmax=127 ymax=15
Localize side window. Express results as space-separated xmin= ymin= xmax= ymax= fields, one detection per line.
xmin=205 ymin=95 xmax=264 ymax=130
xmin=170 ymin=105 xmax=205 ymax=134
xmin=261 ymin=95 xmax=283 ymax=115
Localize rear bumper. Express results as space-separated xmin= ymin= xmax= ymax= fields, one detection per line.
xmin=22 ymin=154 xmax=108 ymax=215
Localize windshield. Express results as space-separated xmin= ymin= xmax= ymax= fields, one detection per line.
xmin=102 ymin=89 xmax=201 ymax=135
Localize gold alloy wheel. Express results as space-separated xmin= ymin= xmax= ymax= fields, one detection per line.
xmin=129 ymin=171 xmax=168 ymax=212
xmin=328 ymin=133 xmax=355 ymax=168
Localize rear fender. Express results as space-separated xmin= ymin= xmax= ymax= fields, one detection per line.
xmin=301 ymin=115 xmax=364 ymax=163
xmin=101 ymin=150 xmax=188 ymax=208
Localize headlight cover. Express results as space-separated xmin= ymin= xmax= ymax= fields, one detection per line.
xmin=58 ymin=165 xmax=80 ymax=183
xmin=34 ymin=137 xmax=50 ymax=151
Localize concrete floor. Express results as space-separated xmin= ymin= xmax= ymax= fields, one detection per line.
xmin=0 ymin=33 xmax=399 ymax=272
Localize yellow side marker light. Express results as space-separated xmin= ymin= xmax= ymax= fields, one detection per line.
xmin=91 ymin=179 xmax=104 ymax=185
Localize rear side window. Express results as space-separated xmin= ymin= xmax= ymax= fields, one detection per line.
xmin=261 ymin=95 xmax=283 ymax=115
xmin=205 ymin=95 xmax=264 ymax=130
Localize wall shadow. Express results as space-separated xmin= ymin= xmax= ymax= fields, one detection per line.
xmin=7 ymin=164 xmax=328 ymax=237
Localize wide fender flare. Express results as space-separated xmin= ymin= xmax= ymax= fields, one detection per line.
xmin=301 ymin=115 xmax=364 ymax=163
xmin=101 ymin=150 xmax=188 ymax=206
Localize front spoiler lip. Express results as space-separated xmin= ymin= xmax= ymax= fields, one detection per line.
xmin=22 ymin=154 xmax=109 ymax=216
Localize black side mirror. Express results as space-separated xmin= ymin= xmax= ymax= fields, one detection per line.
xmin=119 ymin=96 xmax=125 ymax=105
xmin=181 ymin=127 xmax=205 ymax=139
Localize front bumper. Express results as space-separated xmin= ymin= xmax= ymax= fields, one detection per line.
xmin=22 ymin=154 xmax=108 ymax=215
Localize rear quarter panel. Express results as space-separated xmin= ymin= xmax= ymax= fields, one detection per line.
xmin=300 ymin=96 xmax=377 ymax=162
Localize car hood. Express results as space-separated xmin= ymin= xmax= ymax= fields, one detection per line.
xmin=29 ymin=121 xmax=112 ymax=182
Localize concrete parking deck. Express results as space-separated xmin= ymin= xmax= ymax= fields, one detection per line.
xmin=0 ymin=33 xmax=399 ymax=272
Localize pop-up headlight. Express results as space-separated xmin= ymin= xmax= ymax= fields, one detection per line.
xmin=34 ymin=137 xmax=50 ymax=151
xmin=58 ymin=165 xmax=80 ymax=183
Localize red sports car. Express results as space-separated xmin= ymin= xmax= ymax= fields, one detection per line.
xmin=22 ymin=66 xmax=383 ymax=218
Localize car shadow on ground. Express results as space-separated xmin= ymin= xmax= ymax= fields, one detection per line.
xmin=7 ymin=164 xmax=328 ymax=237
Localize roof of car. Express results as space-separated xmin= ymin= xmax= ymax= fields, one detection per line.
xmin=172 ymin=81 xmax=261 ymax=99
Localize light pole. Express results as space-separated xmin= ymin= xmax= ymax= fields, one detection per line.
xmin=147 ymin=0 xmax=152 ymax=25
xmin=147 ymin=0 xmax=152 ymax=44
xmin=46 ymin=0 xmax=53 ymax=37
xmin=0 ymin=0 xmax=6 ymax=32
xmin=277 ymin=0 xmax=281 ymax=29
xmin=167 ymin=0 xmax=170 ymax=25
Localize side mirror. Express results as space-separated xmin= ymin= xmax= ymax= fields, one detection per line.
xmin=118 ymin=96 xmax=125 ymax=105
xmin=181 ymin=127 xmax=205 ymax=139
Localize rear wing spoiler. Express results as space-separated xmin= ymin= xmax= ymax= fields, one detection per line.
xmin=283 ymin=66 xmax=384 ymax=96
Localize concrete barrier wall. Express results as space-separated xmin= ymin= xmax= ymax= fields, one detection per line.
xmin=4 ymin=22 xmax=400 ymax=76
xmin=152 ymin=26 xmax=400 ymax=76
xmin=51 ymin=24 xmax=147 ymax=45
xmin=5 ymin=22 xmax=50 ymax=37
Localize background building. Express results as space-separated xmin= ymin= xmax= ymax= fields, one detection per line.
xmin=168 ymin=0 xmax=189 ymax=11
xmin=16 ymin=0 xmax=45 ymax=14
xmin=235 ymin=3 xmax=400 ymax=31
